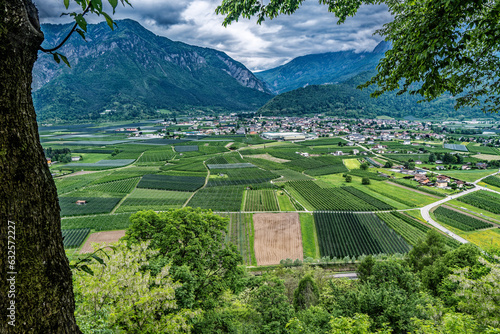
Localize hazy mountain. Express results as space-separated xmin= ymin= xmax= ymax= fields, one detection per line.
xmin=33 ymin=19 xmax=273 ymax=122
xmin=258 ymin=71 xmax=492 ymax=119
xmin=255 ymin=41 xmax=390 ymax=94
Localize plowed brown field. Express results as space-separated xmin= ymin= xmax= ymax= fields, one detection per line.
xmin=79 ymin=230 xmax=126 ymax=254
xmin=253 ymin=212 xmax=303 ymax=265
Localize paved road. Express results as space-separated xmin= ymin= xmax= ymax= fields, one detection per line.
xmin=420 ymin=169 xmax=500 ymax=244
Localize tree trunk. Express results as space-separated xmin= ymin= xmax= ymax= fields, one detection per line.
xmin=0 ymin=1 xmax=81 ymax=332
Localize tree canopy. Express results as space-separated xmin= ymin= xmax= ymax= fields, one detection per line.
xmin=216 ymin=0 xmax=500 ymax=113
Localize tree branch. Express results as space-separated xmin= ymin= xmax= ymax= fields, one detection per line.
xmin=38 ymin=1 xmax=92 ymax=53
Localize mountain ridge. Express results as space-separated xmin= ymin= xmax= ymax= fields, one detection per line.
xmin=255 ymin=41 xmax=390 ymax=94
xmin=33 ymin=19 xmax=273 ymax=122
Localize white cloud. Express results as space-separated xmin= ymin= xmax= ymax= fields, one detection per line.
xmin=34 ymin=0 xmax=392 ymax=71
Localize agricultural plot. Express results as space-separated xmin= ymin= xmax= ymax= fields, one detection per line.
xmin=137 ymin=174 xmax=205 ymax=191
xmin=348 ymin=170 xmax=389 ymax=181
xmin=253 ymin=213 xmax=303 ymax=265
xmin=174 ymin=145 xmax=199 ymax=152
xmin=383 ymin=154 xmax=430 ymax=162
xmin=61 ymin=228 xmax=91 ymax=248
xmin=443 ymin=144 xmax=468 ymax=152
xmin=343 ymin=158 xmax=361 ymax=170
xmin=305 ymin=164 xmax=348 ymax=176
xmin=287 ymin=181 xmax=391 ymax=211
xmin=59 ymin=197 xmax=122 ymax=217
xmin=276 ymin=191 xmax=295 ymax=211
xmin=207 ymin=168 xmax=278 ymax=187
xmin=244 ymin=189 xmax=279 ymax=211
xmin=116 ymin=189 xmax=191 ymax=212
xmin=63 ymin=159 xmax=135 ymax=168
xmin=54 ymin=172 xmax=107 ymax=194
xmin=457 ymin=190 xmax=500 ymax=214
xmin=434 ymin=206 xmax=493 ymax=231
xmin=208 ymin=163 xmax=255 ymax=169
xmin=84 ymin=177 xmax=140 ymax=194
xmin=377 ymin=212 xmax=429 ymax=246
xmin=284 ymin=156 xmax=346 ymax=174
xmin=300 ymin=213 xmax=318 ymax=258
xmin=89 ymin=168 xmax=159 ymax=184
xmin=61 ymin=213 xmax=132 ymax=231
xmin=136 ymin=149 xmax=176 ymax=164
xmin=366 ymin=181 xmax=437 ymax=208
xmin=483 ymin=176 xmax=500 ymax=188
xmin=187 ymin=186 xmax=244 ymax=212
xmin=220 ymin=213 xmax=255 ymax=265
xmin=314 ymin=212 xmax=411 ymax=258
xmin=80 ymin=230 xmax=127 ymax=254
xmin=467 ymin=143 xmax=499 ymax=155
xmin=272 ymin=169 xmax=313 ymax=182
xmin=244 ymin=157 xmax=288 ymax=171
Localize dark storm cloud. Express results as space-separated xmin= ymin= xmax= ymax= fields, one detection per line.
xmin=33 ymin=0 xmax=392 ymax=71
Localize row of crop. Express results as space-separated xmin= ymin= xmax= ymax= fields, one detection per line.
xmin=305 ymin=164 xmax=348 ymax=176
xmin=61 ymin=228 xmax=91 ymax=248
xmin=377 ymin=212 xmax=428 ymax=246
xmin=137 ymin=174 xmax=205 ymax=192
xmin=187 ymin=186 xmax=244 ymax=212
xmin=434 ymin=206 xmax=492 ymax=231
xmin=220 ymin=212 xmax=256 ymax=265
xmin=457 ymin=190 xmax=500 ymax=214
xmin=314 ymin=212 xmax=410 ymax=258
xmin=244 ymin=189 xmax=279 ymax=211
xmin=287 ymin=181 xmax=384 ymax=211
xmin=116 ymin=189 xmax=191 ymax=213
xmin=61 ymin=213 xmax=132 ymax=231
xmin=59 ymin=197 xmax=122 ymax=217
xmin=483 ymin=176 xmax=500 ymax=188
xmin=85 ymin=177 xmax=140 ymax=194
xmin=342 ymin=187 xmax=393 ymax=210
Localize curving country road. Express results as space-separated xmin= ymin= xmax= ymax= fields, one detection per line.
xmin=420 ymin=169 xmax=500 ymax=244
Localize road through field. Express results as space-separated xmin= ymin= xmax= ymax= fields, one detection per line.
xmin=420 ymin=169 xmax=500 ymax=244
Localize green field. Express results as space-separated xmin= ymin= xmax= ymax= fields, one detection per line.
xmin=61 ymin=213 xmax=132 ymax=231
xmin=244 ymin=189 xmax=279 ymax=211
xmin=366 ymin=181 xmax=438 ymax=208
xmin=116 ymin=189 xmax=191 ymax=212
xmin=277 ymin=191 xmax=295 ymax=211
xmin=343 ymin=158 xmax=361 ymax=170
xmin=442 ymin=169 xmax=497 ymax=182
xmin=300 ymin=213 xmax=318 ymax=259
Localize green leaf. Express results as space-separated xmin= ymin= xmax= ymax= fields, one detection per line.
xmin=75 ymin=28 xmax=86 ymax=41
xmin=102 ymin=12 xmax=115 ymax=30
xmin=109 ymin=0 xmax=118 ymax=13
xmin=92 ymin=0 xmax=103 ymax=12
xmin=53 ymin=53 xmax=61 ymax=64
xmin=75 ymin=14 xmax=87 ymax=32
xmin=91 ymin=254 xmax=105 ymax=265
xmin=80 ymin=265 xmax=94 ymax=276
xmin=64 ymin=0 xmax=70 ymax=9
xmin=59 ymin=54 xmax=71 ymax=68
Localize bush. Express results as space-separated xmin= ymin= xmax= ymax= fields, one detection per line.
xmin=362 ymin=177 xmax=371 ymax=185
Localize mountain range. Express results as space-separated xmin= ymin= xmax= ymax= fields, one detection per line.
xmin=33 ymin=20 xmax=492 ymax=122
xmin=33 ymin=20 xmax=272 ymax=122
xmin=255 ymin=41 xmax=390 ymax=94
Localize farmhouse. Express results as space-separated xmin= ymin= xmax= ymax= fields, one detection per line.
xmin=436 ymin=180 xmax=448 ymax=188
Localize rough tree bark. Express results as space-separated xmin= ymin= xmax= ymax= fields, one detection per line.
xmin=0 ymin=0 xmax=81 ymax=332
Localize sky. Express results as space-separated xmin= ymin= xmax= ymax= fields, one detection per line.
xmin=34 ymin=0 xmax=392 ymax=72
